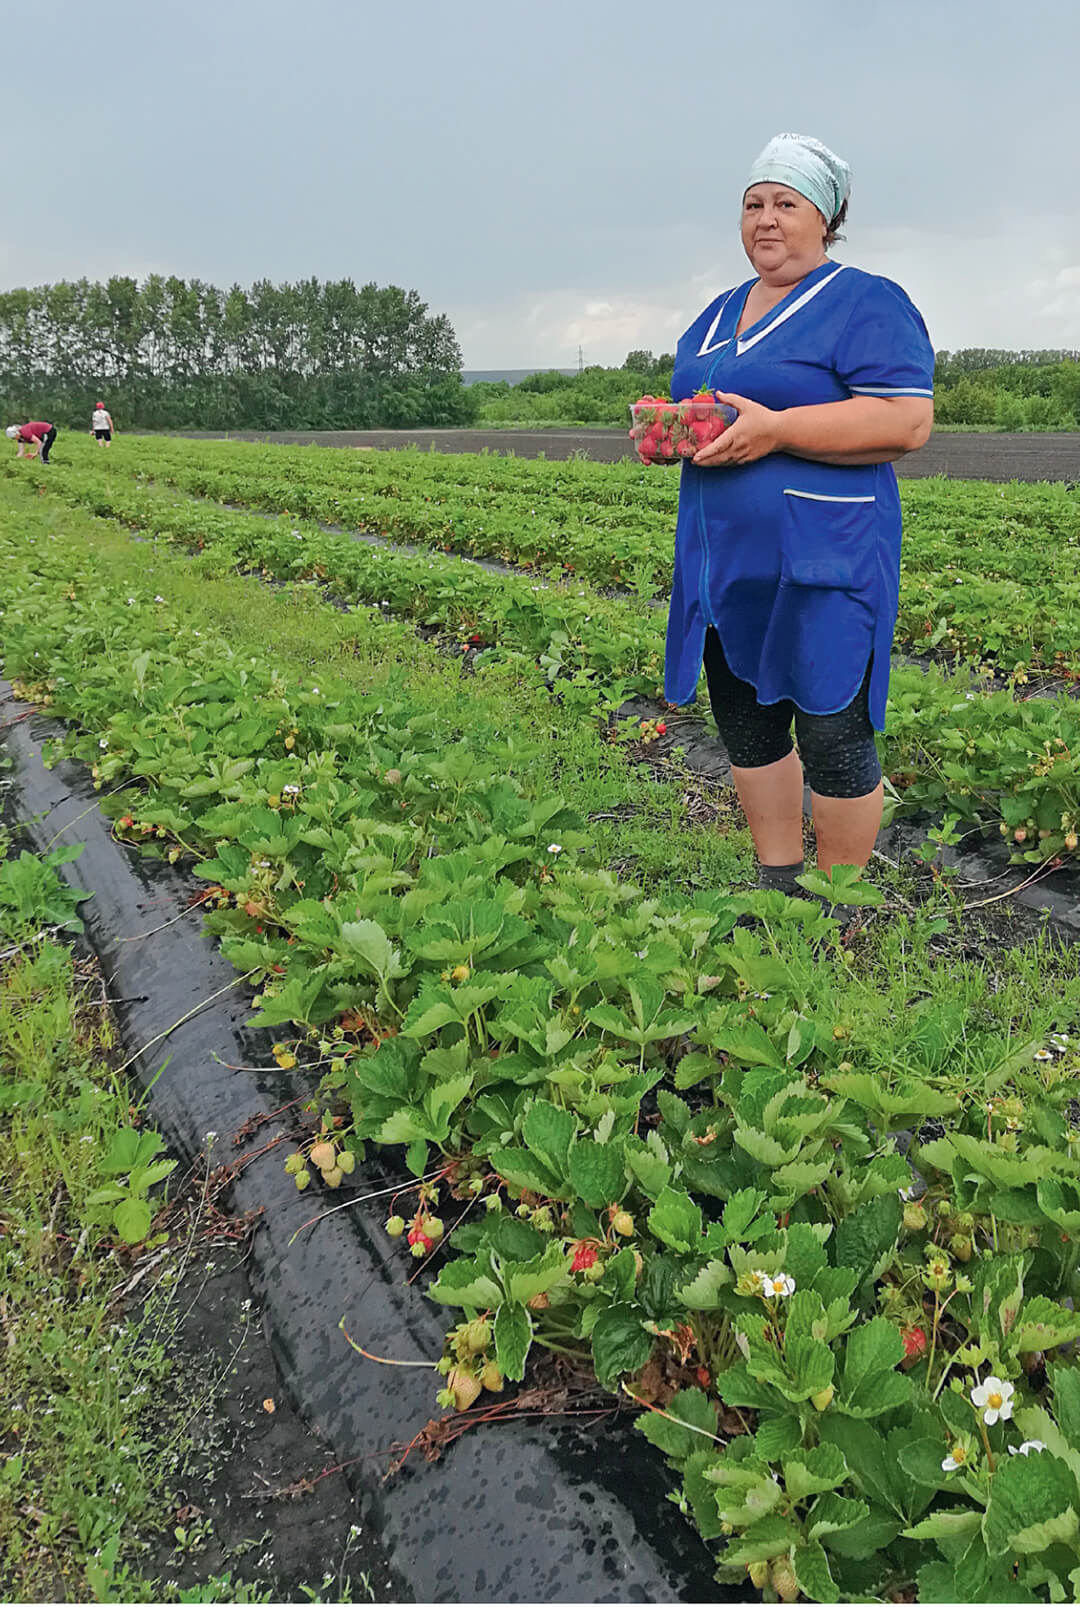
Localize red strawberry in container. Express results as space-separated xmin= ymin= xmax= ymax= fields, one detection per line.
xmin=631 ymin=392 xmax=737 ymax=464
xmin=691 ymin=388 xmax=715 ymax=422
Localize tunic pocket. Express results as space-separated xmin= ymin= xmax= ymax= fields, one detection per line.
xmin=780 ymin=489 xmax=877 ymax=592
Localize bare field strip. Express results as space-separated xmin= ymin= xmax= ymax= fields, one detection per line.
xmin=166 ymin=427 xmax=1080 ymax=481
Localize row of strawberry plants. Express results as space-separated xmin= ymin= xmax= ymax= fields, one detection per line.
xmin=21 ymin=452 xmax=1080 ymax=866
xmin=8 ymin=458 xmax=669 ymax=701
xmin=112 ymin=436 xmax=1080 ymax=676
xmin=144 ymin=434 xmax=1080 ymax=579
xmin=7 ymin=481 xmax=1080 ymax=1599
xmin=126 ymin=432 xmax=1080 ymax=596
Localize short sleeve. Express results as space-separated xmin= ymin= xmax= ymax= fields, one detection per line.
xmin=833 ymin=276 xmax=935 ymax=399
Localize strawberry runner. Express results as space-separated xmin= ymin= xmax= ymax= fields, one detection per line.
xmin=663 ymin=261 xmax=934 ymax=730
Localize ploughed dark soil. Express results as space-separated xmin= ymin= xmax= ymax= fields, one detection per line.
xmin=169 ymin=428 xmax=1080 ymax=483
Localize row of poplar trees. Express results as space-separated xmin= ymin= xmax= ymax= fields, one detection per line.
xmin=0 ymin=274 xmax=477 ymax=431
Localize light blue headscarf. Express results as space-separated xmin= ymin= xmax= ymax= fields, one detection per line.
xmin=746 ymin=134 xmax=852 ymax=224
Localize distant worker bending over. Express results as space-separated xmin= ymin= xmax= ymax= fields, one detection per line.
xmin=5 ymin=419 xmax=58 ymax=463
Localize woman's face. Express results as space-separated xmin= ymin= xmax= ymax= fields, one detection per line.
xmin=741 ymin=183 xmax=828 ymax=283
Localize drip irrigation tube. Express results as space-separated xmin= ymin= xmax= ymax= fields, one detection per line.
xmin=0 ymin=685 xmax=722 ymax=1605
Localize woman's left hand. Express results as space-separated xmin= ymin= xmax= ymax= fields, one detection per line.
xmin=692 ymin=392 xmax=782 ymax=467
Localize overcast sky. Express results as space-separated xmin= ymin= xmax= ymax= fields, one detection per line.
xmin=6 ymin=0 xmax=1079 ymax=368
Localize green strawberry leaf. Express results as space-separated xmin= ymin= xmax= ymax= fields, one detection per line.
xmin=493 ymin=1300 xmax=532 ymax=1382
xmin=647 ymin=1186 xmax=703 ymax=1253
xmin=591 ymin=1303 xmax=652 ymax=1391
xmin=567 ymin=1137 xmax=625 ymax=1210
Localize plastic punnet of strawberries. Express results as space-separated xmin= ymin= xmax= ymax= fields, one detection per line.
xmin=628 ymin=390 xmax=738 ymax=465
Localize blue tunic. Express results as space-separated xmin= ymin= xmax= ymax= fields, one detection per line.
xmin=664 ymin=261 xmax=934 ymax=729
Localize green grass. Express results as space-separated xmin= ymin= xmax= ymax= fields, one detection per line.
xmin=0 ymin=871 xmax=175 ymax=1599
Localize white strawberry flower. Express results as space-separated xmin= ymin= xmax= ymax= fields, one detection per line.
xmin=1034 ymin=1049 xmax=1054 ymax=1062
xmin=766 ymin=1273 xmax=796 ymax=1298
xmin=547 ymin=843 xmax=562 ymax=855
xmin=1009 ymin=1440 xmax=1046 ymax=1456
xmin=941 ymin=1442 xmax=969 ymax=1472
xmin=971 ymin=1376 xmax=1014 ymax=1425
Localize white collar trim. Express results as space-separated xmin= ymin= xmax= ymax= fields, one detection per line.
xmin=735 ymin=265 xmax=846 ymax=355
xmin=695 ymin=289 xmax=737 ymax=357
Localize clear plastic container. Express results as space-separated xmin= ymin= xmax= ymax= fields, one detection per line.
xmin=628 ymin=396 xmax=738 ymax=464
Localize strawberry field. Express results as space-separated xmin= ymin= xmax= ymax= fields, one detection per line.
xmin=5 ymin=437 xmax=1080 ymax=1602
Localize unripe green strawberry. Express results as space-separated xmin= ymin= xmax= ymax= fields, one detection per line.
xmin=484 ymin=1194 xmax=503 ymax=1213
xmin=284 ymin=1152 xmax=304 ymax=1175
xmin=583 ymin=1259 xmax=606 ymax=1283
xmin=529 ymin=1207 xmax=555 ymax=1232
xmin=810 ymin=1385 xmax=834 ymax=1411
xmin=309 ymin=1141 xmax=337 ymax=1172
xmin=337 ymin=1150 xmax=356 ymax=1175
xmin=771 ymin=1558 xmax=799 ymax=1603
xmin=612 ymin=1210 xmax=635 ymax=1237
xmin=461 ymin=1318 xmax=492 ymax=1354
xmin=447 ymin=1366 xmax=483 ymax=1410
xmin=421 ymin=1216 xmax=444 ymax=1241
xmin=516 ymin=1203 xmax=532 ymax=1219
xmin=436 ymin=1387 xmax=455 ymax=1409
xmin=747 ymin=1560 xmax=770 ymax=1589
xmin=903 ymin=1201 xmax=927 ymax=1232
xmin=950 ymin=1234 xmax=973 ymax=1262
xmin=323 ymin=1167 xmax=343 ymax=1188
xmin=436 ymin=1355 xmax=453 ymax=1375
xmin=295 ymin=1168 xmax=311 ymax=1191
xmin=480 ymin=1362 xmax=504 ymax=1392
xmin=385 ymin=1214 xmax=406 ymax=1237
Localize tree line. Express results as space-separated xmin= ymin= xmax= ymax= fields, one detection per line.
xmin=472 ymin=348 xmax=1080 ymax=430
xmin=0 ymin=275 xmax=479 ymax=431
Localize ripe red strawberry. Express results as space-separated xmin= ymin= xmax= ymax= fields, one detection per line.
xmin=118 ymin=815 xmax=134 ymax=829
xmin=656 ymin=722 xmax=667 ymax=735
xmin=571 ymin=1242 xmax=599 ymax=1272
xmin=901 ymin=1325 xmax=928 ymax=1366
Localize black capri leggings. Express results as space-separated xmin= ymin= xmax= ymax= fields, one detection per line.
xmin=703 ymin=627 xmax=882 ymax=800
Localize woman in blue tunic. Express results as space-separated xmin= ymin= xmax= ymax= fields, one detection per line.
xmin=665 ymin=133 xmax=934 ymax=895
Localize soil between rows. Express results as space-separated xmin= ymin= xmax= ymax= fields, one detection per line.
xmin=164 ymin=428 xmax=1080 ymax=483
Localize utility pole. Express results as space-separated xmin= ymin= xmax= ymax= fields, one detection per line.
xmin=578 ymin=345 xmax=583 ymax=376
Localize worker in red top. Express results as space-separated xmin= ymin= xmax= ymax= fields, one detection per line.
xmin=5 ymin=420 xmax=58 ymax=463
